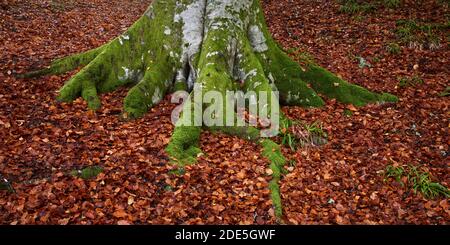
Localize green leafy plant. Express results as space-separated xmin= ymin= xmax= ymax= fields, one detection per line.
xmin=439 ymin=86 xmax=450 ymax=97
xmin=294 ymin=121 xmax=328 ymax=147
xmin=398 ymin=75 xmax=424 ymax=88
xmin=50 ymin=0 xmax=67 ymax=11
xmin=383 ymin=0 xmax=401 ymax=8
xmin=344 ymin=109 xmax=354 ymax=117
xmin=169 ymin=167 xmax=186 ymax=176
xmin=371 ymin=55 xmax=382 ymax=63
xmin=282 ymin=133 xmax=296 ymax=150
xmin=338 ymin=0 xmax=401 ymax=15
xmin=303 ymin=121 xmax=327 ymax=137
xmin=280 ymin=119 xmax=297 ymax=151
xmin=385 ymin=165 xmax=405 ymax=184
xmin=279 ymin=119 xmax=328 ymax=150
xmin=386 ymin=42 xmax=401 ymax=55
xmin=395 ymin=19 xmax=418 ymax=43
xmin=352 ymin=15 xmax=365 ymax=22
xmin=339 ymin=0 xmax=376 ymax=14
xmin=395 ymin=19 xmax=447 ymax=50
xmin=397 ymin=77 xmax=409 ymax=87
xmin=407 ymin=165 xmax=450 ymax=198
xmin=288 ymin=159 xmax=297 ymax=168
xmin=384 ymin=164 xmax=450 ymax=199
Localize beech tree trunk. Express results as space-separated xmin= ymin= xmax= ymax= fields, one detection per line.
xmin=25 ymin=0 xmax=397 ymax=221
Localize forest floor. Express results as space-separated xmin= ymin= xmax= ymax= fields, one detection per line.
xmin=0 ymin=0 xmax=448 ymax=224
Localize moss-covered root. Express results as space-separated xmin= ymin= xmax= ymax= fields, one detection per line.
xmin=256 ymin=49 xmax=326 ymax=107
xmin=260 ymin=139 xmax=287 ymax=221
xmin=166 ymin=125 xmax=202 ymax=166
xmin=21 ymin=46 xmax=105 ymax=78
xmin=210 ymin=124 xmax=261 ymax=142
xmin=56 ymin=50 xmax=112 ymax=110
xmin=271 ymin=47 xmax=398 ymax=106
xmin=166 ymin=99 xmax=203 ymax=165
xmin=298 ymin=64 xmax=398 ymax=106
xmin=124 ymin=58 xmax=174 ymax=119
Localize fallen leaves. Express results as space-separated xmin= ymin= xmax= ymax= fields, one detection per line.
xmin=117 ymin=220 xmax=131 ymax=225
xmin=236 ymin=170 xmax=246 ymax=179
xmin=127 ymin=196 xmax=134 ymax=205
xmin=112 ymin=210 xmax=128 ymax=219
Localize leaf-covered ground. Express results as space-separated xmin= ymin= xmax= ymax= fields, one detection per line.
xmin=0 ymin=0 xmax=448 ymax=224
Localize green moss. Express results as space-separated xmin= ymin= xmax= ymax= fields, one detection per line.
xmin=71 ymin=166 xmax=103 ymax=180
xmin=81 ymin=80 xmax=101 ymax=110
xmin=261 ymin=140 xmax=286 ymax=176
xmin=169 ymin=167 xmax=186 ymax=176
xmin=166 ymin=123 xmax=202 ymax=166
xmin=269 ymin=179 xmax=282 ymax=218
xmin=344 ymin=109 xmax=353 ymax=117
xmin=439 ymin=87 xmax=450 ymax=97
xmin=379 ymin=92 xmax=399 ymax=103
xmin=386 ymin=42 xmax=401 ymax=55
xmin=299 ymin=64 xmax=398 ymax=106
xmin=165 ymin=93 xmax=204 ymax=164
xmin=261 ymin=49 xmax=325 ymax=107
xmin=124 ymin=59 xmax=173 ymax=118
xmin=197 ymin=28 xmax=237 ymax=94
xmin=278 ymin=78 xmax=325 ymax=107
xmin=395 ymin=19 xmax=447 ymax=48
xmin=338 ymin=0 xmax=376 ymax=14
xmin=22 ymin=46 xmax=105 ymax=78
xmin=210 ymin=125 xmax=260 ymax=142
xmin=258 ymin=41 xmax=396 ymax=107
xmin=57 ymin=74 xmax=83 ymax=102
xmin=260 ymin=139 xmax=287 ymax=219
xmin=173 ymin=81 xmax=188 ymax=92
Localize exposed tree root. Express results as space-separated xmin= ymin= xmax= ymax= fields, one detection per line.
xmin=260 ymin=139 xmax=287 ymax=220
xmin=24 ymin=0 xmax=398 ymax=221
xmin=21 ymin=46 xmax=105 ymax=79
